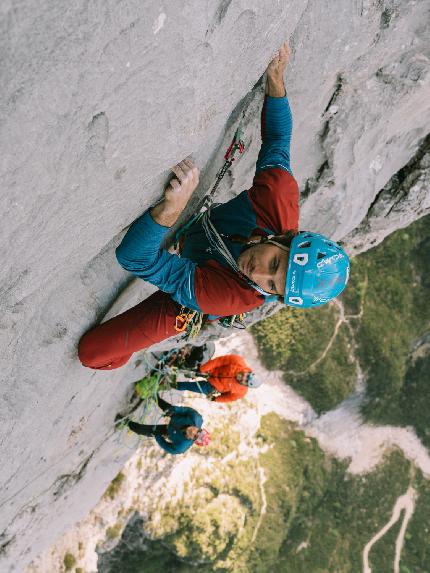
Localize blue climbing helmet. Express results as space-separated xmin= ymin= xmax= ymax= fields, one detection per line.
xmin=246 ymin=372 xmax=262 ymax=389
xmin=284 ymin=232 xmax=350 ymax=308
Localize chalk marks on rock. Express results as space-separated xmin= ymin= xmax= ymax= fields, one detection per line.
xmin=86 ymin=112 xmax=109 ymax=165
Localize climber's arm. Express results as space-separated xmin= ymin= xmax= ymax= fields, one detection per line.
xmin=214 ymin=392 xmax=241 ymax=403
xmin=116 ymin=159 xmax=203 ymax=311
xmin=116 ymin=210 xmax=201 ymax=311
xmin=199 ymin=355 xmax=243 ymax=373
xmin=256 ymin=42 xmax=293 ymax=175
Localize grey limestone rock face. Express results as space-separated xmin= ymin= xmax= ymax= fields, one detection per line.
xmin=0 ymin=0 xmax=429 ymax=570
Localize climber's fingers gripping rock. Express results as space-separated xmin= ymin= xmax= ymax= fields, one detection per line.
xmin=266 ymin=41 xmax=291 ymax=78
xmin=165 ymin=159 xmax=200 ymax=207
xmin=151 ymin=158 xmax=200 ymax=227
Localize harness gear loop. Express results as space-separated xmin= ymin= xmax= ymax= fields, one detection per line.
xmin=175 ymin=306 xmax=197 ymax=334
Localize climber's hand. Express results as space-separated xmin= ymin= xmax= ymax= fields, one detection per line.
xmin=265 ymin=41 xmax=290 ymax=97
xmin=267 ymin=42 xmax=290 ymax=76
xmin=166 ymin=158 xmax=199 ymax=206
xmin=151 ymin=159 xmax=200 ymax=227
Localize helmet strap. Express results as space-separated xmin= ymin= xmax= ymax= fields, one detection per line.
xmin=266 ymin=237 xmax=291 ymax=254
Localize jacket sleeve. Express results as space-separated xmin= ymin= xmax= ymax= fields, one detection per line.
xmin=256 ymin=95 xmax=293 ymax=175
xmin=116 ymin=210 xmax=202 ymax=312
xmin=155 ymin=434 xmax=188 ymax=455
xmin=247 ymin=168 xmax=299 ymax=235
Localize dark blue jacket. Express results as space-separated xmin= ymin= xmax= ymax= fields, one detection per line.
xmin=155 ymin=405 xmax=203 ymax=455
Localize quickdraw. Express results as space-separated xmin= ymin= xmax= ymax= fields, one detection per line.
xmin=174 ymin=122 xmax=245 ymax=246
xmin=175 ymin=306 xmax=247 ymax=340
xmin=175 ymin=307 xmax=197 ymax=333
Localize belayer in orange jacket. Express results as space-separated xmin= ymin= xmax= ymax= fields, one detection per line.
xmin=176 ymin=354 xmax=261 ymax=403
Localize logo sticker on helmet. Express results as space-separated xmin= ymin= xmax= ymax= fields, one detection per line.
xmin=290 ymin=269 xmax=297 ymax=292
xmin=313 ymin=295 xmax=329 ymax=303
xmin=316 ymin=253 xmax=344 ymax=269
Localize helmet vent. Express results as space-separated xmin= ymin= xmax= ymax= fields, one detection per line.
xmin=293 ymin=253 xmax=308 ymax=266
xmin=289 ymin=296 xmax=303 ymax=305
xmin=317 ymin=252 xmax=326 ymax=260
xmin=298 ymin=241 xmax=311 ymax=249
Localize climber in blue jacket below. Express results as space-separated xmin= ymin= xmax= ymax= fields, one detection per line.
xmin=126 ymin=396 xmax=210 ymax=455
xmin=79 ymin=41 xmax=350 ymax=371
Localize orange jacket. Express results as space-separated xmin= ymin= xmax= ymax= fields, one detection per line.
xmin=199 ymin=355 xmax=252 ymax=403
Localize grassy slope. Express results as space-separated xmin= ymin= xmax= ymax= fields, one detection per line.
xmin=344 ymin=215 xmax=430 ymax=443
xmin=252 ymin=304 xmax=356 ymax=414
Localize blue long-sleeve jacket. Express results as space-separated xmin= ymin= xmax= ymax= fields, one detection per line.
xmin=116 ymin=95 xmax=299 ymax=317
xmin=155 ymin=405 xmax=203 ymax=455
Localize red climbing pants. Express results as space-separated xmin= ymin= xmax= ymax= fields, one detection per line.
xmin=78 ymin=291 xmax=181 ymax=370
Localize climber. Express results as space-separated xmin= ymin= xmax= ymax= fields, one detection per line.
xmin=175 ymin=354 xmax=261 ymax=403
xmin=125 ymin=395 xmax=210 ymax=455
xmin=78 ymin=41 xmax=350 ymax=371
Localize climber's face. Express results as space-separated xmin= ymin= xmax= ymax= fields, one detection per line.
xmin=236 ymin=372 xmax=251 ymax=385
xmin=185 ymin=426 xmax=200 ymax=440
xmin=238 ymin=241 xmax=288 ymax=296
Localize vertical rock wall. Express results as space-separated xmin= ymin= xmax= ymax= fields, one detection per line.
xmin=0 ymin=1 xmax=429 ymax=570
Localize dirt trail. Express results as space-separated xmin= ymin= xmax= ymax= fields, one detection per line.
xmin=362 ymin=486 xmax=416 ymax=573
xmin=250 ymin=466 xmax=267 ymax=544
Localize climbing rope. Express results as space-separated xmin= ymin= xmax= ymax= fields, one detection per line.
xmin=114 ymin=350 xmax=179 ymax=437
xmin=174 ymin=122 xmax=245 ymax=246
xmin=172 ymin=120 xmax=250 ymax=339
xmin=200 ymin=208 xmax=270 ymax=296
